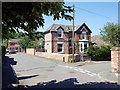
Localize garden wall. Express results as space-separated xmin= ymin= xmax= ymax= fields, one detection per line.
xmin=111 ymin=47 xmax=120 ymax=73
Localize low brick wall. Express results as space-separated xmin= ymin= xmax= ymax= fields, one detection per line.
xmin=26 ymin=48 xmax=35 ymax=55
xmin=111 ymin=47 xmax=120 ymax=73
xmin=26 ymin=48 xmax=91 ymax=63
xmin=35 ymin=52 xmax=81 ymax=63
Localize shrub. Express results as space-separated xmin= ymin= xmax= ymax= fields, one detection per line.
xmin=85 ymin=45 xmax=112 ymax=61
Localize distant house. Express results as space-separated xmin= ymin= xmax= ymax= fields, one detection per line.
xmin=91 ymin=35 xmax=110 ymax=46
xmin=44 ymin=23 xmax=92 ymax=54
xmin=8 ymin=39 xmax=22 ymax=52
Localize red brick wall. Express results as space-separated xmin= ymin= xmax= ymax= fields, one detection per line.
xmin=52 ymin=32 xmax=58 ymax=53
xmin=50 ymin=28 xmax=91 ymax=54
xmin=63 ymin=33 xmax=69 ymax=54
xmin=51 ymin=32 xmax=70 ymax=54
xmin=74 ymin=30 xmax=91 ymax=41
xmin=111 ymin=47 xmax=120 ymax=73
xmin=87 ymin=32 xmax=91 ymax=41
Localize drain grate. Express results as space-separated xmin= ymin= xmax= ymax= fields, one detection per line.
xmin=69 ymin=71 xmax=75 ymax=73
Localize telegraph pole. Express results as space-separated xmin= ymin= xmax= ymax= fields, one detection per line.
xmin=72 ymin=5 xmax=75 ymax=63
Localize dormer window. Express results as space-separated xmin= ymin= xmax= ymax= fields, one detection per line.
xmin=57 ymin=28 xmax=62 ymax=37
xmin=82 ymin=31 xmax=86 ymax=40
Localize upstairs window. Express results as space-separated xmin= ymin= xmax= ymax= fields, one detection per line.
xmin=82 ymin=31 xmax=86 ymax=40
xmin=57 ymin=28 xmax=62 ymax=37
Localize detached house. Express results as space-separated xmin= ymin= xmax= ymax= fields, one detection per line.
xmin=8 ymin=39 xmax=22 ymax=52
xmin=44 ymin=23 xmax=92 ymax=54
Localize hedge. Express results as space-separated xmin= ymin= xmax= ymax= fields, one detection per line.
xmin=85 ymin=45 xmax=112 ymax=61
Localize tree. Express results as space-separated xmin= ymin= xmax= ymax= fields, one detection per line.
xmin=2 ymin=2 xmax=73 ymax=39
xmin=17 ymin=32 xmax=40 ymax=48
xmin=100 ymin=23 xmax=120 ymax=47
xmin=19 ymin=35 xmax=39 ymax=48
xmin=2 ymin=39 xmax=8 ymax=49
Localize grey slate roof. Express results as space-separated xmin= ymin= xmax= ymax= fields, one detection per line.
xmin=44 ymin=23 xmax=92 ymax=34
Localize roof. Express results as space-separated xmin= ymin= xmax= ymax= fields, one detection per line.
xmin=44 ymin=24 xmax=73 ymax=34
xmin=8 ymin=39 xmax=19 ymax=43
xmin=44 ymin=23 xmax=92 ymax=34
xmin=91 ymin=35 xmax=110 ymax=46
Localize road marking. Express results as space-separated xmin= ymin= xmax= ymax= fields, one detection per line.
xmin=68 ymin=67 xmax=73 ymax=69
xmin=78 ymin=68 xmax=83 ymax=71
xmin=74 ymin=68 xmax=79 ymax=71
xmin=87 ymin=73 xmax=95 ymax=76
xmin=79 ymin=70 xmax=86 ymax=73
xmin=84 ymin=70 xmax=90 ymax=73
xmin=58 ymin=64 xmax=97 ymax=77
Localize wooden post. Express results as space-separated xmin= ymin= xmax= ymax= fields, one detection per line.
xmin=72 ymin=5 xmax=75 ymax=63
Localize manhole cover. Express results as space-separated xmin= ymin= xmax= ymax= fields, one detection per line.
xmin=69 ymin=71 xmax=75 ymax=73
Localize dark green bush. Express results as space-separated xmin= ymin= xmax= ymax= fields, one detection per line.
xmin=85 ymin=45 xmax=112 ymax=61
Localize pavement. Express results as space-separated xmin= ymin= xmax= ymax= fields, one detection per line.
xmin=98 ymin=70 xmax=120 ymax=84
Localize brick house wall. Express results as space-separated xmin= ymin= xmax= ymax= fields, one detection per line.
xmin=52 ymin=32 xmax=58 ymax=53
xmin=63 ymin=32 xmax=69 ymax=54
xmin=44 ymin=23 xmax=92 ymax=54
xmin=51 ymin=31 xmax=69 ymax=54
xmin=44 ymin=33 xmax=52 ymax=53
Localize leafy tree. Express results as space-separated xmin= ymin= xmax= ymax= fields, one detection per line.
xmin=2 ymin=39 xmax=8 ymax=49
xmin=2 ymin=2 xmax=73 ymax=39
xmin=19 ymin=35 xmax=40 ymax=48
xmin=100 ymin=23 xmax=120 ymax=47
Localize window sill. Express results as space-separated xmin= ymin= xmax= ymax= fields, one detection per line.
xmin=58 ymin=52 xmax=64 ymax=54
xmin=58 ymin=37 xmax=63 ymax=39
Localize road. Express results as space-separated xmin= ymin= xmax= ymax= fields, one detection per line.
xmin=7 ymin=53 xmax=119 ymax=88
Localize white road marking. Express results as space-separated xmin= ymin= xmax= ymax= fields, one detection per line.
xmin=68 ymin=67 xmax=73 ymax=69
xmin=78 ymin=68 xmax=83 ymax=71
xmin=84 ymin=70 xmax=90 ymax=73
xmin=79 ymin=70 xmax=86 ymax=73
xmin=74 ymin=68 xmax=79 ymax=71
xmin=58 ymin=65 xmax=97 ymax=77
xmin=87 ymin=73 xmax=95 ymax=76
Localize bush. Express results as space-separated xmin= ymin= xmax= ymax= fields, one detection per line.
xmin=85 ymin=45 xmax=112 ymax=61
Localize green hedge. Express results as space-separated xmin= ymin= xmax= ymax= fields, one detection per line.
xmin=85 ymin=45 xmax=112 ymax=61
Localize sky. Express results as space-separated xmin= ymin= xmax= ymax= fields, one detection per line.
xmin=38 ymin=2 xmax=118 ymax=36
